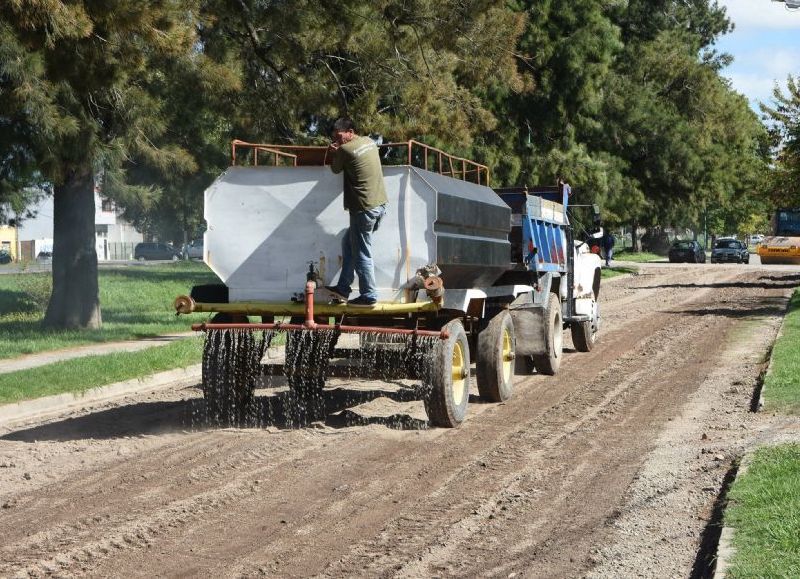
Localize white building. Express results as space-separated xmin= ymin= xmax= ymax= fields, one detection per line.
xmin=15 ymin=189 xmax=143 ymax=261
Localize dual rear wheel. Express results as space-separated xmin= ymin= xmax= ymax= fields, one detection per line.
xmin=424 ymin=312 xmax=518 ymax=428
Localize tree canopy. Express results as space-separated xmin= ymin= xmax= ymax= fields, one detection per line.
xmin=762 ymin=76 xmax=800 ymax=208
xmin=0 ymin=0 xmax=783 ymax=328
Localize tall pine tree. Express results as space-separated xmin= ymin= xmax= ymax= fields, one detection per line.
xmin=0 ymin=0 xmax=226 ymax=328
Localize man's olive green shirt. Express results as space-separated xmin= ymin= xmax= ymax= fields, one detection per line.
xmin=331 ymin=136 xmax=388 ymax=213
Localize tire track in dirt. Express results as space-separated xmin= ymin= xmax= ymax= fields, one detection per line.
xmin=83 ymin=270 xmax=748 ymax=577
xmin=316 ymin=294 xmax=732 ymax=577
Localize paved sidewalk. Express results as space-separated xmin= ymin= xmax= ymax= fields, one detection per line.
xmin=0 ymin=333 xmax=195 ymax=375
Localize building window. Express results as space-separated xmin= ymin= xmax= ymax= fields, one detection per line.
xmin=101 ymin=199 xmax=113 ymax=212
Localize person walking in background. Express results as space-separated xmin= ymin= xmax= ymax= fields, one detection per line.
xmin=602 ymin=229 xmax=615 ymax=267
xmin=324 ymin=117 xmax=388 ymax=306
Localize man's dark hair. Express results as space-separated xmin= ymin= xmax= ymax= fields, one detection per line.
xmin=333 ymin=117 xmax=357 ymax=133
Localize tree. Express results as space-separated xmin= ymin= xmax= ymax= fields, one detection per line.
xmin=762 ymin=76 xmax=800 ymax=208
xmin=201 ymin=0 xmax=523 ymax=147
xmin=0 ymin=1 xmax=229 ymax=328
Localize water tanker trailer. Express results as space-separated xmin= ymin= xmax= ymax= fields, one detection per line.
xmin=174 ymin=140 xmax=602 ymax=427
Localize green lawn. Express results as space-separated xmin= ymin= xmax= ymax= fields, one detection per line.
xmin=722 ymin=287 xmax=800 ymax=577
xmin=0 ymin=261 xmax=218 ymax=359
xmin=725 ymin=444 xmax=800 ymax=578
xmin=0 ymin=336 xmax=203 ymax=404
xmin=613 ymin=249 xmax=666 ymax=263
xmin=601 ymin=265 xmax=638 ymax=279
xmin=762 ymin=288 xmax=800 ymax=413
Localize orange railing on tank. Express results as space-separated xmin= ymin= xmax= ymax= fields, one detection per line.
xmin=230 ymin=139 xmax=490 ymax=186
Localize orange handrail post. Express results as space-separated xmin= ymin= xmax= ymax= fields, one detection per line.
xmin=228 ymin=139 xmax=489 ymax=186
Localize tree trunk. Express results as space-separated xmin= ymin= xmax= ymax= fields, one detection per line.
xmin=631 ymin=221 xmax=640 ymax=252
xmin=43 ymin=165 xmax=102 ymax=329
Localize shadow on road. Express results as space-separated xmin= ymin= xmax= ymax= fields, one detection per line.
xmin=1 ymin=382 xmax=433 ymax=442
xmin=664 ymin=295 xmax=789 ymax=319
xmin=637 ymin=278 xmax=800 ymax=291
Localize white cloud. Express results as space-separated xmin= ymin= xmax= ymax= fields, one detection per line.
xmin=732 ymin=47 xmax=800 ymax=77
xmin=719 ymin=0 xmax=800 ymax=31
xmin=724 ymin=71 xmax=792 ymax=107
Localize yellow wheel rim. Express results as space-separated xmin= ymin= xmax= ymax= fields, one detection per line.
xmin=501 ymin=328 xmax=513 ymax=385
xmin=451 ymin=341 xmax=466 ymax=405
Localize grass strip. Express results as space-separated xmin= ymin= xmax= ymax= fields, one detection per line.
xmin=763 ymin=288 xmax=800 ymax=413
xmin=0 ymin=336 xmax=203 ymax=405
xmin=725 ymin=444 xmax=800 ymax=578
xmin=613 ymin=249 xmax=665 ymax=263
xmin=0 ymin=262 xmax=217 ymax=359
xmin=601 ymin=265 xmax=638 ymax=279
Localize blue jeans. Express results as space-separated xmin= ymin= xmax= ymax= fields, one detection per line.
xmin=334 ymin=204 xmax=386 ymax=300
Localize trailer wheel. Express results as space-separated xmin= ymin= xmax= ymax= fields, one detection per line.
xmin=476 ymin=311 xmax=515 ymax=402
xmin=424 ymin=319 xmax=471 ymax=427
xmin=531 ymin=294 xmax=563 ymax=375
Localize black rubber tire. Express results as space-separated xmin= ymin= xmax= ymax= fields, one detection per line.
xmin=571 ymin=320 xmax=596 ymax=352
xmin=476 ymin=311 xmax=515 ymax=402
xmin=424 ymin=319 xmax=471 ymax=427
xmin=531 ymin=294 xmax=563 ymax=375
xmin=209 ymin=312 xmax=248 ymax=324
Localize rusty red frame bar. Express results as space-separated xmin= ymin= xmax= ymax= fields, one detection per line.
xmin=231 ymin=140 xmax=298 ymax=167
xmin=230 ymin=139 xmax=490 ymax=186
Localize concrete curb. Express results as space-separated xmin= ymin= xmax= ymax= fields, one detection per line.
xmin=713 ymin=454 xmax=754 ymax=579
xmin=0 ymin=364 xmax=201 ymax=429
xmin=757 ymin=319 xmax=786 ymax=412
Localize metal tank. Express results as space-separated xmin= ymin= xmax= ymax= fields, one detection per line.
xmin=203 ymin=163 xmax=510 ymax=303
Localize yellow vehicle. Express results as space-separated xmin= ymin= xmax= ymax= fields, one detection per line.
xmin=757 ymin=208 xmax=800 ymax=265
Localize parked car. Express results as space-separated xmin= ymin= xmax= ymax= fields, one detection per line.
xmin=668 ymin=240 xmax=706 ymax=263
xmin=749 ymin=234 xmax=764 ymax=245
xmin=0 ymin=250 xmax=11 ymax=265
xmin=134 ymin=242 xmax=181 ymax=261
xmin=182 ymin=238 xmax=204 ymax=260
xmin=36 ymin=251 xmax=53 ymax=263
xmin=711 ymin=238 xmax=749 ymax=264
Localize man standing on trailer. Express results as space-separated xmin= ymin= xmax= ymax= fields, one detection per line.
xmin=324 ymin=118 xmax=388 ymax=306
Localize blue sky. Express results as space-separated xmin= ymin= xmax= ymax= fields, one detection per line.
xmin=715 ymin=0 xmax=800 ymax=112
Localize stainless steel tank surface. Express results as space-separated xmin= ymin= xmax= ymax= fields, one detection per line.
xmin=204 ymin=165 xmax=511 ymax=303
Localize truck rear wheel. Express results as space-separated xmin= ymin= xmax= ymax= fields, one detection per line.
xmin=531 ymin=294 xmax=563 ymax=375
xmin=571 ymin=320 xmax=596 ymax=352
xmin=476 ymin=311 xmax=515 ymax=402
xmin=424 ymin=319 xmax=471 ymax=427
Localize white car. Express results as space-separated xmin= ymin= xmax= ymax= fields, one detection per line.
xmin=750 ymin=234 xmax=764 ymax=245
xmin=183 ymin=238 xmax=204 ymax=260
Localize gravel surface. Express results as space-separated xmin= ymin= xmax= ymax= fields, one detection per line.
xmin=0 ymin=264 xmax=799 ymax=578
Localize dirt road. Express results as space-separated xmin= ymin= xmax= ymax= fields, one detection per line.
xmin=1 ymin=265 xmax=799 ymax=578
